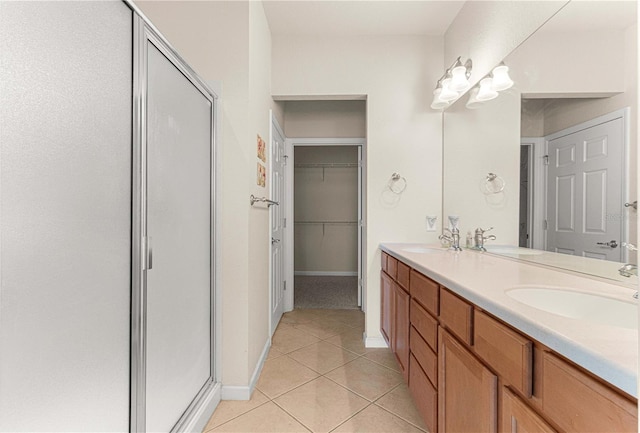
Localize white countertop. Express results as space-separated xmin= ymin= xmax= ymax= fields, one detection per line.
xmin=380 ymin=243 xmax=638 ymax=398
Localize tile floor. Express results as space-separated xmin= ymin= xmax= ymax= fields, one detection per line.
xmin=203 ymin=309 xmax=427 ymax=433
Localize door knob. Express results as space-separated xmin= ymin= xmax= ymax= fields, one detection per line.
xmin=596 ymin=240 xmax=618 ymax=248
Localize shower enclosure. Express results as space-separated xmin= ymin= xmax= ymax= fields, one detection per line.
xmin=0 ymin=2 xmax=218 ymax=431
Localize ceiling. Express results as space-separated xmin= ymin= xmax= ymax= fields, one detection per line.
xmin=262 ymin=1 xmax=465 ymax=36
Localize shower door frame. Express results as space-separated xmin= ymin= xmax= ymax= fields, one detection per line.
xmin=128 ymin=3 xmax=221 ymax=432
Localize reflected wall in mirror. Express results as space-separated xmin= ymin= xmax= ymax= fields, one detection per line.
xmin=443 ymin=1 xmax=637 ymax=283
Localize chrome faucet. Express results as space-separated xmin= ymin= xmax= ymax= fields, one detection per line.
xmin=439 ymin=227 xmax=463 ymax=251
xmin=618 ymin=263 xmax=638 ymax=277
xmin=472 ymin=227 xmax=496 ymax=251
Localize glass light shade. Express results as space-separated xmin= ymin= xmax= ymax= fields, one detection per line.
xmin=439 ymin=78 xmax=459 ymax=102
xmin=431 ymin=88 xmax=450 ymax=109
xmin=491 ymin=65 xmax=514 ymax=91
xmin=465 ymin=87 xmax=483 ymax=109
xmin=449 ymin=65 xmax=470 ymax=92
xmin=476 ymin=77 xmax=498 ymax=101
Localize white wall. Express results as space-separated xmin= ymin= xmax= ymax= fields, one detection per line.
xmin=284 ymin=100 xmax=366 ymax=138
xmin=272 ymin=34 xmax=444 ymax=342
xmin=247 ymin=0 xmax=273 ymax=379
xmin=136 ymin=0 xmax=274 ymax=392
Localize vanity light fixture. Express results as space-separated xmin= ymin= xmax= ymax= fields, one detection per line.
xmin=449 ymin=58 xmax=473 ymax=92
xmin=476 ymin=77 xmax=499 ymax=102
xmin=490 ymin=62 xmax=514 ymax=91
xmin=439 ymin=78 xmax=459 ymax=102
xmin=430 ymin=56 xmax=472 ymax=110
xmin=465 ymin=87 xmax=483 ymax=109
xmin=430 ymin=87 xmax=451 ymax=109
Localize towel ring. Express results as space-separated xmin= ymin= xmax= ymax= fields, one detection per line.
xmin=388 ymin=173 xmax=407 ymax=194
xmin=481 ymin=173 xmax=505 ymax=194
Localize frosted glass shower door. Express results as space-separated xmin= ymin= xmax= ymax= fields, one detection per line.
xmin=145 ymin=42 xmax=213 ymax=432
xmin=0 ymin=2 xmax=132 ymax=431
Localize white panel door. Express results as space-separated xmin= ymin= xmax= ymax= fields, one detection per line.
xmin=0 ymin=2 xmax=132 ymax=430
xmin=145 ymin=42 xmax=212 ymax=431
xmin=271 ymin=121 xmax=286 ymax=334
xmin=547 ymin=118 xmax=624 ymax=261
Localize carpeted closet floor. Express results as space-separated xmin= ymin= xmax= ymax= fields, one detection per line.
xmin=294 ymin=276 xmax=359 ymax=309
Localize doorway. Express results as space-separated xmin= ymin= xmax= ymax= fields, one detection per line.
xmin=545 ymin=113 xmax=627 ymax=261
xmin=293 ymin=144 xmax=362 ymax=309
xmin=521 ymin=106 xmax=630 ymax=260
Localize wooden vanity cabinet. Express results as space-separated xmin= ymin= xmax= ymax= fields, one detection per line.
xmin=474 ymin=310 xmax=533 ymax=398
xmin=409 ymin=353 xmax=438 ymax=433
xmin=380 ymin=258 xmax=409 ymax=379
xmin=439 ymin=288 xmax=473 ymax=346
xmin=542 ymin=352 xmax=637 ymax=433
xmin=501 ymin=387 xmax=557 ymax=433
xmin=380 ymin=270 xmax=393 ymax=345
xmin=438 ymin=328 xmax=498 ymax=433
xmin=393 ymin=283 xmax=410 ymax=380
xmin=379 ymin=252 xmax=638 ymax=433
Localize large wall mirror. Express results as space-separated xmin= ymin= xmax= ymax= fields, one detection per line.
xmin=443 ymin=1 xmax=637 ymax=283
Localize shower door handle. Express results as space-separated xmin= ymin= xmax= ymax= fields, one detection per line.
xmin=143 ymin=236 xmax=153 ymax=270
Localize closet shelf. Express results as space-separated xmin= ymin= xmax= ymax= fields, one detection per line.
xmin=295 ymin=220 xmax=359 ymax=236
xmin=294 ymin=162 xmax=359 ymax=168
xmin=294 ymin=220 xmax=358 ymax=225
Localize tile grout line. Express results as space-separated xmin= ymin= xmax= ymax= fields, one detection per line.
xmin=203 ymin=398 xmax=272 ymax=432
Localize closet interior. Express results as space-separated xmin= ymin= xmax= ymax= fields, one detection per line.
xmin=294 ymin=146 xmax=360 ymax=309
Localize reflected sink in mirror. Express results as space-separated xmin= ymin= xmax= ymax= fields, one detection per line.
xmin=507 ymin=287 xmax=637 ymax=330
xmin=401 ymin=247 xmax=444 ymax=254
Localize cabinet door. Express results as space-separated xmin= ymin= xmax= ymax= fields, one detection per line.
xmin=394 ymin=283 xmax=410 ymax=380
xmin=501 ymin=387 xmax=556 ymax=433
xmin=380 ymin=272 xmax=393 ymax=345
xmin=439 ymin=328 xmax=498 ymax=433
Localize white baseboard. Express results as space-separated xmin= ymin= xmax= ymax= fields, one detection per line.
xmin=179 ymin=382 xmax=221 ymax=433
xmin=221 ymin=338 xmax=271 ymax=401
xmin=364 ymin=333 xmax=389 ymax=348
xmin=221 ymin=385 xmax=251 ymax=401
xmin=294 ymin=271 xmax=358 ymax=276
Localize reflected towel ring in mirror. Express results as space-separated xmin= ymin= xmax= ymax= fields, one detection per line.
xmin=481 ymin=173 xmax=505 ymax=194
xmin=388 ymin=173 xmax=407 ymax=194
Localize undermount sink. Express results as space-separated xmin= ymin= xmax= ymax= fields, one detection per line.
xmin=401 ymin=247 xmax=444 ymax=254
xmin=506 ymin=287 xmax=637 ymax=329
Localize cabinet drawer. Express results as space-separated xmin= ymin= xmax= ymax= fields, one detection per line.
xmin=439 ymin=289 xmax=473 ymax=345
xmin=542 ymin=352 xmax=637 ymax=433
xmin=397 ymin=261 xmax=410 ymax=290
xmin=409 ymin=269 xmax=439 ymax=316
xmin=409 ymin=353 xmax=437 ymax=433
xmin=381 ymin=252 xmax=388 ymax=274
xmin=387 ymin=255 xmax=398 ymax=280
xmin=410 ymin=326 xmax=437 ymax=388
xmin=474 ymin=310 xmax=532 ymax=397
xmin=410 ymin=299 xmax=438 ymax=352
